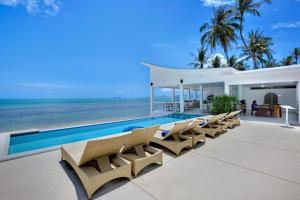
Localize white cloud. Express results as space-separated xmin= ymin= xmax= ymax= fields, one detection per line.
xmin=271 ymin=20 xmax=300 ymax=29
xmin=0 ymin=0 xmax=61 ymax=16
xmin=200 ymin=0 xmax=234 ymax=6
xmin=151 ymin=43 xmax=176 ymax=49
xmin=205 ymin=53 xmax=227 ymax=68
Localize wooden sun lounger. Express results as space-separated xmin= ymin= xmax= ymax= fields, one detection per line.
xmin=193 ymin=115 xmax=224 ymax=138
xmin=223 ymin=110 xmax=241 ymax=126
xmin=151 ymin=121 xmax=193 ymax=156
xmin=180 ymin=119 xmax=206 ymax=147
xmin=215 ymin=113 xmax=230 ymax=132
xmin=61 ymin=135 xmax=132 ymax=199
xmin=119 ymin=126 xmax=163 ymax=177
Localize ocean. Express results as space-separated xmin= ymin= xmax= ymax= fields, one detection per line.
xmin=0 ymin=98 xmax=164 ymax=133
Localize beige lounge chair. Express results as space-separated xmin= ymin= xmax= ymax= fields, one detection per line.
xmin=151 ymin=120 xmax=193 ymax=156
xmin=180 ymin=119 xmax=206 ymax=147
xmin=223 ymin=110 xmax=241 ymax=126
xmin=61 ymin=135 xmax=131 ymax=199
xmin=216 ymin=113 xmax=230 ymax=132
xmin=193 ymin=115 xmax=224 ymax=138
xmin=119 ymin=126 xmax=163 ymax=177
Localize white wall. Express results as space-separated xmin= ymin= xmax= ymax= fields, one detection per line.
xmin=242 ymin=86 xmax=297 ymax=112
xmin=203 ymin=85 xmax=224 ymax=101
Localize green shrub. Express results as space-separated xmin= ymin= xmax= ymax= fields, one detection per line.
xmin=211 ymin=95 xmax=237 ymax=114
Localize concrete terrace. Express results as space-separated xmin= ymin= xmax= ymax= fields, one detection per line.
xmin=1 ymin=120 xmax=300 ymax=200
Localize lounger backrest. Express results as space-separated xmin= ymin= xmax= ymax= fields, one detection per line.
xmin=223 ymin=112 xmax=235 ymax=120
xmin=224 ymin=110 xmax=241 ymax=120
xmin=219 ymin=113 xmax=228 ymax=120
xmin=78 ymin=134 xmax=129 ymax=166
xmin=183 ymin=119 xmax=204 ymax=132
xmin=235 ymin=110 xmax=241 ymax=116
xmin=121 ymin=125 xmax=159 ymax=153
xmin=206 ymin=115 xmax=220 ymax=125
xmin=163 ymin=120 xmax=191 ymax=139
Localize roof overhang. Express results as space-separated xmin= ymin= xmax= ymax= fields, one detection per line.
xmin=142 ymin=62 xmax=300 ymax=88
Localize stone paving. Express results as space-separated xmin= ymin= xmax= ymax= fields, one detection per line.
xmin=0 ymin=120 xmax=300 ymax=200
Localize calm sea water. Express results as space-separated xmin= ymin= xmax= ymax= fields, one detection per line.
xmin=0 ymin=98 xmax=164 ymax=133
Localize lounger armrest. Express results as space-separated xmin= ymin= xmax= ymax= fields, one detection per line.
xmin=226 ymin=119 xmax=235 ymax=122
xmin=118 ymin=154 xmax=135 ymax=162
xmin=81 ymin=166 xmax=101 ymax=178
xmin=113 ymin=155 xmax=131 ymax=166
xmin=179 ymin=134 xmax=190 ymax=140
xmin=144 ymin=146 xmax=162 ymax=154
xmin=217 ymin=121 xmax=226 ymax=125
xmin=191 ymin=126 xmax=203 ymax=132
xmin=211 ymin=124 xmax=219 ymax=128
xmin=191 ymin=128 xmax=205 ymax=134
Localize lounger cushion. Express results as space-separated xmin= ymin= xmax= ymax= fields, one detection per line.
xmin=199 ymin=121 xmax=206 ymax=127
xmin=161 ymin=130 xmax=169 ymax=137
xmin=123 ymin=126 xmax=144 ymax=132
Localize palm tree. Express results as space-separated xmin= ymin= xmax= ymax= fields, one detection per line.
xmin=212 ymin=56 xmax=222 ymax=68
xmin=235 ymin=60 xmax=247 ymax=71
xmin=228 ymin=55 xmax=238 ymax=67
xmin=234 ymin=0 xmax=271 ymax=50
xmin=280 ymin=56 xmax=295 ymax=66
xmin=242 ymin=29 xmax=273 ymax=69
xmin=292 ymin=47 xmax=300 ymax=64
xmin=190 ymin=47 xmax=208 ymax=69
xmin=200 ymin=6 xmax=239 ymax=63
xmin=265 ymin=57 xmax=278 ymax=68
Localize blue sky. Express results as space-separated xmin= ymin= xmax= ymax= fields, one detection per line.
xmin=0 ymin=0 xmax=299 ymax=98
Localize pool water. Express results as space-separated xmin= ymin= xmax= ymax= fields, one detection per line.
xmin=9 ymin=114 xmax=199 ymax=155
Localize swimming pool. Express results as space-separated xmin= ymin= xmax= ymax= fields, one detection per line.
xmin=9 ymin=113 xmax=199 ymax=155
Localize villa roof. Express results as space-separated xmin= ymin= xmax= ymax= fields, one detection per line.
xmin=142 ymin=62 xmax=300 ymax=88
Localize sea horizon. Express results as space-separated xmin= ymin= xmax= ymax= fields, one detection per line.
xmin=0 ymin=98 xmax=168 ymax=133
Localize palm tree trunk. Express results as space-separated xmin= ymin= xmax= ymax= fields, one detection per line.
xmin=239 ymin=20 xmax=248 ymax=50
xmin=252 ymin=54 xmax=258 ymax=69
xmin=223 ymin=46 xmax=230 ymax=65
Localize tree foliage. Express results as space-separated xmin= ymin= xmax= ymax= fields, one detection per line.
xmin=211 ymin=95 xmax=237 ymax=114
xmin=200 ymin=6 xmax=239 ymax=63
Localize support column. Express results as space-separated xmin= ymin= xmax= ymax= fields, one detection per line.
xmin=199 ymin=84 xmax=203 ymax=111
xmin=188 ymin=89 xmax=191 ymax=100
xmin=224 ymin=82 xmax=230 ymax=95
xmin=238 ymin=85 xmax=243 ymax=100
xmin=172 ymin=88 xmax=175 ymax=102
xmin=180 ymin=80 xmax=184 ymax=113
xmin=297 ymin=81 xmax=300 ymax=124
xmin=150 ymin=83 xmax=154 ymax=114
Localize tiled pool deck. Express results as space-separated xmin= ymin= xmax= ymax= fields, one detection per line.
xmin=0 ymin=120 xmax=300 ymax=200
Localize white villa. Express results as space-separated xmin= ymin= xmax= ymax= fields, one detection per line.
xmin=143 ymin=62 xmax=300 ymax=124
